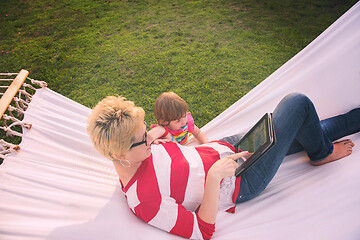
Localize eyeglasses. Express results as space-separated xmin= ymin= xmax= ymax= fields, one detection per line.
xmin=130 ymin=122 xmax=148 ymax=149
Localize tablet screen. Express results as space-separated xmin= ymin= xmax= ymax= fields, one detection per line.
xmin=234 ymin=113 xmax=275 ymax=177
xmin=236 ymin=115 xmax=270 ymax=154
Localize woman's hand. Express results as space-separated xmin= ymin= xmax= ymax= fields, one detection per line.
xmin=208 ymin=152 xmax=249 ymax=182
xmin=198 ymin=151 xmax=249 ymax=224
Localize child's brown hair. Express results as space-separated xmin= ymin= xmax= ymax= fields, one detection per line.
xmin=154 ymin=92 xmax=188 ymax=125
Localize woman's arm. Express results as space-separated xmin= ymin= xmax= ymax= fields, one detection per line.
xmin=197 ymin=152 xmax=247 ymax=224
xmin=192 ymin=125 xmax=209 ymax=144
xmin=127 ymin=151 xmax=248 ymax=239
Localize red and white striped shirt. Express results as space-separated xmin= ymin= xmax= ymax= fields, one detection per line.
xmin=121 ymin=141 xmax=241 ymax=240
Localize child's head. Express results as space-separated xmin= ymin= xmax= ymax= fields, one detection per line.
xmin=154 ymin=92 xmax=188 ymax=126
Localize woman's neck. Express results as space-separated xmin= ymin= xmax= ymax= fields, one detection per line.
xmin=113 ymin=160 xmax=142 ymax=187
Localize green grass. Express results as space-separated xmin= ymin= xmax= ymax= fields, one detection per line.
xmin=0 ymin=0 xmax=357 ymax=130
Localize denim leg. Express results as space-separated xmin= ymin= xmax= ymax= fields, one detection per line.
xmin=219 ymin=134 xmax=243 ymax=146
xmin=236 ymin=93 xmax=335 ymax=203
xmin=287 ymin=108 xmax=360 ymax=155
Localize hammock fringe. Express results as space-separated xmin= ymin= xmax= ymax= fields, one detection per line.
xmin=0 ymin=70 xmax=46 ymax=161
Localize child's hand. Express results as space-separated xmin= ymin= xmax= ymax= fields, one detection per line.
xmin=148 ymin=125 xmax=169 ymax=145
xmin=152 ymin=138 xmax=171 ymax=145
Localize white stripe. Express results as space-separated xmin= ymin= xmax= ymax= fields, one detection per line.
xmin=190 ymin=212 xmax=205 ymax=240
xmin=148 ymin=145 xmax=178 ymax=231
xmin=148 ymin=196 xmax=178 ymax=232
xmin=151 ymin=144 xmax=172 ymax=196
xmin=126 ymin=181 xmax=140 ymax=213
xmin=218 ymin=176 xmax=236 ymax=211
xmin=178 ymin=145 xmax=205 ymax=211
xmin=202 ymin=142 xmax=234 ymax=158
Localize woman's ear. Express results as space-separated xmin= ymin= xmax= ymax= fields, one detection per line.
xmin=113 ymin=154 xmax=126 ymax=161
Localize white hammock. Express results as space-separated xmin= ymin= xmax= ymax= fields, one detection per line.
xmin=1 ymin=2 xmax=360 ymax=239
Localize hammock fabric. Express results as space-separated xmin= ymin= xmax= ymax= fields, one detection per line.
xmin=1 ymin=2 xmax=360 ymax=240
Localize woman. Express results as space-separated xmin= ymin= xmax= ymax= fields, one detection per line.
xmin=87 ymin=93 xmax=359 ymax=240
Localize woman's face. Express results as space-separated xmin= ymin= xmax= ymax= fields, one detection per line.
xmin=167 ymin=114 xmax=188 ymax=131
xmin=126 ymin=122 xmax=152 ymax=164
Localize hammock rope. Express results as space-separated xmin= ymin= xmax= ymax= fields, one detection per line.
xmin=0 ymin=70 xmax=46 ymax=160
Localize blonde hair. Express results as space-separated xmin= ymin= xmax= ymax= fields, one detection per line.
xmin=154 ymin=92 xmax=188 ymax=125
xmin=87 ymin=96 xmax=145 ymax=160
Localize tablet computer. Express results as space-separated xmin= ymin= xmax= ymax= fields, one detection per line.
xmin=234 ymin=113 xmax=276 ymax=177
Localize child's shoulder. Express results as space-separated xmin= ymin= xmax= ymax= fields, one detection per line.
xmin=186 ymin=112 xmax=195 ymax=132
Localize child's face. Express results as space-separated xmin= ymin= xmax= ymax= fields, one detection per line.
xmin=167 ymin=114 xmax=188 ymax=131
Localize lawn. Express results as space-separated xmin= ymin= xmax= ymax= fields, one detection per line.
xmin=0 ymin=0 xmax=357 ymax=127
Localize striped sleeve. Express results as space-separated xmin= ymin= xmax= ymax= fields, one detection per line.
xmin=126 ymin=184 xmax=209 ymax=239
xmin=129 ymin=191 xmax=214 ymax=239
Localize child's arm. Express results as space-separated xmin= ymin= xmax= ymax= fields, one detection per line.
xmin=148 ymin=125 xmax=173 ymax=144
xmin=192 ymin=125 xmax=209 ymax=144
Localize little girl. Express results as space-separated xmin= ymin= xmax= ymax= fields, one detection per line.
xmin=151 ymin=92 xmax=209 ymax=145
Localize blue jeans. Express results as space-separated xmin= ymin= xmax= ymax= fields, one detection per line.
xmin=220 ymin=93 xmax=360 ymax=203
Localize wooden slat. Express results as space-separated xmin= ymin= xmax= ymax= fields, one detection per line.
xmin=0 ymin=69 xmax=29 ymax=119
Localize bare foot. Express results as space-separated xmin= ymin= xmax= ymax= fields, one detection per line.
xmin=310 ymin=139 xmax=355 ymax=166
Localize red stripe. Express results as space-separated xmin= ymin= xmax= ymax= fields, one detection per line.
xmin=170 ymin=204 xmax=194 ymax=238
xmin=226 ymin=176 xmax=241 ymax=213
xmin=196 ymin=213 xmax=215 ymax=240
xmin=163 ymin=142 xmax=189 ymax=204
xmin=195 ymin=146 xmax=220 ymax=180
xmin=233 ymin=176 xmax=241 ymax=204
xmin=131 ymin=156 xmax=162 ymax=222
